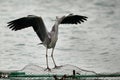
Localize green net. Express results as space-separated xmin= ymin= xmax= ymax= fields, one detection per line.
xmin=0 ymin=64 xmax=120 ymax=80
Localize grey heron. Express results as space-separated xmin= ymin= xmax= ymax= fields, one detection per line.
xmin=7 ymin=14 xmax=88 ymax=71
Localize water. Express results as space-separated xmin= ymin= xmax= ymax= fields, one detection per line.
xmin=0 ymin=0 xmax=120 ymax=73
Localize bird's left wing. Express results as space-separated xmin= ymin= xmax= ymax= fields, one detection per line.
xmin=61 ymin=14 xmax=88 ymax=24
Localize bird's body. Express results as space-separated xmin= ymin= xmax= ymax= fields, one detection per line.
xmin=7 ymin=14 xmax=88 ymax=71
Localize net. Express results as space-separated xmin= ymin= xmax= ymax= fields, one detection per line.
xmin=0 ymin=64 xmax=120 ymax=80
xmin=21 ymin=64 xmax=96 ymax=75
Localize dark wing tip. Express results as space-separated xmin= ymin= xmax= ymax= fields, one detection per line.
xmin=61 ymin=14 xmax=88 ymax=24
xmin=72 ymin=15 xmax=88 ymax=24
xmin=7 ymin=17 xmax=32 ymax=31
xmin=7 ymin=21 xmax=17 ymax=31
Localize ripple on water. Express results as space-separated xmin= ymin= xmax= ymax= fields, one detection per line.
xmin=100 ymin=52 xmax=109 ymax=55
xmin=15 ymin=43 xmax=25 ymax=46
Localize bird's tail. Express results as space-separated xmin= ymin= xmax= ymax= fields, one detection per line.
xmin=37 ymin=43 xmax=43 ymax=45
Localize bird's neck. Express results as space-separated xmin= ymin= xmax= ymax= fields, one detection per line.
xmin=51 ymin=26 xmax=58 ymax=38
xmin=51 ymin=21 xmax=60 ymax=33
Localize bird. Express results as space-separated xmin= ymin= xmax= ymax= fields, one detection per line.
xmin=7 ymin=14 xmax=88 ymax=71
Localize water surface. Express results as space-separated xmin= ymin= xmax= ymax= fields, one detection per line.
xmin=0 ymin=0 xmax=120 ymax=73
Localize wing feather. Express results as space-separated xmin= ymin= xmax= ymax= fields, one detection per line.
xmin=7 ymin=17 xmax=33 ymax=31
xmin=7 ymin=15 xmax=48 ymax=42
xmin=61 ymin=14 xmax=88 ymax=24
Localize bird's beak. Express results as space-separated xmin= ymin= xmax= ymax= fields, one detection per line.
xmin=56 ymin=16 xmax=59 ymax=19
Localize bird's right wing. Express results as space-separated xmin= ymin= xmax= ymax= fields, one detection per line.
xmin=7 ymin=15 xmax=48 ymax=42
xmin=8 ymin=15 xmax=39 ymax=31
xmin=8 ymin=16 xmax=32 ymax=31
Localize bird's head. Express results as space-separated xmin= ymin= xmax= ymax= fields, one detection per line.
xmin=56 ymin=16 xmax=60 ymax=20
xmin=55 ymin=16 xmax=65 ymax=23
xmin=51 ymin=16 xmax=59 ymax=21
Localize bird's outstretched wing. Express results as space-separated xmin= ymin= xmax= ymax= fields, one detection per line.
xmin=8 ymin=15 xmax=42 ymax=31
xmin=7 ymin=15 xmax=48 ymax=42
xmin=8 ymin=17 xmax=31 ymax=31
xmin=61 ymin=14 xmax=88 ymax=24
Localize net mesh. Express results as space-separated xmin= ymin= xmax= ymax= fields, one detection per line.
xmin=21 ymin=64 xmax=96 ymax=75
xmin=0 ymin=64 xmax=120 ymax=80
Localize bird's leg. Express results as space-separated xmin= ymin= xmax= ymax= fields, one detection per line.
xmin=51 ymin=48 xmax=57 ymax=67
xmin=51 ymin=48 xmax=62 ymax=69
xmin=44 ymin=48 xmax=51 ymax=71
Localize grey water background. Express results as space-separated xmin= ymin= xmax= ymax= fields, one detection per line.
xmin=0 ymin=0 xmax=120 ymax=73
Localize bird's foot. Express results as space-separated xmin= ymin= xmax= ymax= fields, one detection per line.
xmin=44 ymin=67 xmax=51 ymax=71
xmin=53 ymin=65 xmax=62 ymax=69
